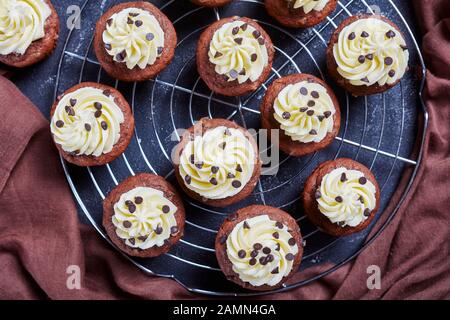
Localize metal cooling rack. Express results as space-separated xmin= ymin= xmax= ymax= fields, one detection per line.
xmin=53 ymin=0 xmax=428 ymax=296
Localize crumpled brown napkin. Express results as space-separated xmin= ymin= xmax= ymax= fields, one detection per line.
xmin=0 ymin=0 xmax=448 ymax=299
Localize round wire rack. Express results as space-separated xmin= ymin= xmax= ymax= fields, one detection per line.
xmin=54 ymin=0 xmax=428 ymax=296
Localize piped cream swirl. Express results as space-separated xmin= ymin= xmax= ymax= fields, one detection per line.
xmin=226 ymin=215 xmax=299 ymax=287
xmin=289 ymin=0 xmax=329 ymax=13
xmin=273 ymin=80 xmax=335 ymax=143
xmin=112 ymin=187 xmax=178 ymax=249
xmin=179 ymin=126 xmax=255 ymax=200
xmin=317 ymin=167 xmax=376 ymax=227
xmin=0 ymin=0 xmax=51 ymax=55
xmin=208 ymin=20 xmax=269 ymax=84
xmin=102 ymin=7 xmax=164 ymax=70
xmin=50 ymin=87 xmax=124 ymax=157
xmin=333 ymin=17 xmax=409 ymax=87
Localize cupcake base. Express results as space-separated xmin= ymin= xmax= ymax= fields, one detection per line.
xmin=191 ymin=0 xmax=234 ymax=7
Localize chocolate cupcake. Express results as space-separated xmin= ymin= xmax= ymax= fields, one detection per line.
xmin=50 ymin=82 xmax=134 ymax=167
xmin=327 ymin=14 xmax=409 ymax=96
xmin=261 ymin=73 xmax=340 ymax=156
xmin=215 ymin=205 xmax=303 ymax=291
xmin=103 ymin=173 xmax=185 ymax=258
xmin=173 ymin=118 xmax=261 ymax=208
xmin=0 ymin=0 xmax=59 ymax=68
xmin=303 ymin=158 xmax=380 ymax=236
xmin=93 ymin=1 xmax=177 ymax=82
xmin=265 ymin=0 xmax=337 ymax=28
xmin=191 ymin=0 xmax=234 ymax=7
xmin=197 ymin=16 xmax=275 ymax=96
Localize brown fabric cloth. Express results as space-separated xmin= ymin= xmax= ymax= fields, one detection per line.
xmin=0 ymin=0 xmax=449 ymax=299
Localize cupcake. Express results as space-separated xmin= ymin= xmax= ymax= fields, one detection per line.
xmin=93 ymin=1 xmax=177 ymax=82
xmin=103 ymin=173 xmax=185 ymax=258
xmin=215 ymin=205 xmax=303 ymax=291
xmin=50 ymin=82 xmax=134 ymax=166
xmin=327 ymin=14 xmax=409 ymax=96
xmin=191 ymin=0 xmax=234 ymax=7
xmin=0 ymin=0 xmax=59 ymax=68
xmin=173 ymin=118 xmax=261 ymax=207
xmin=303 ymin=158 xmax=380 ymax=236
xmin=260 ymin=73 xmax=340 ymax=156
xmin=265 ymin=0 xmax=337 ymax=28
xmin=197 ymin=16 xmax=275 ymax=96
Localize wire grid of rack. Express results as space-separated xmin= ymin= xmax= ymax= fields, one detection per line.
xmin=54 ymin=0 xmax=427 ymax=296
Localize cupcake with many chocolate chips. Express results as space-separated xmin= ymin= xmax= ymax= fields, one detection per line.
xmin=173 ymin=118 xmax=261 ymax=207
xmin=197 ymin=16 xmax=275 ymax=96
xmin=261 ymin=73 xmax=340 ymax=156
xmin=103 ymin=173 xmax=185 ymax=257
xmin=327 ymin=15 xmax=409 ymax=96
xmin=50 ymin=82 xmax=134 ymax=166
xmin=215 ymin=205 xmax=303 ymax=291
xmin=0 ymin=0 xmax=59 ymax=67
xmin=303 ymin=158 xmax=380 ymax=236
xmin=191 ymin=0 xmax=234 ymax=7
xmin=265 ymin=0 xmax=337 ymax=28
xmin=94 ymin=1 xmax=177 ymax=82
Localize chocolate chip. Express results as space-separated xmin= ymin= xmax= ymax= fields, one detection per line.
xmin=253 ymin=243 xmax=262 ymax=250
xmin=243 ymin=221 xmax=250 ymax=229
xmin=364 ymin=208 xmax=371 ymax=217
xmin=299 ymin=107 xmax=308 ymax=112
xmin=209 ymin=177 xmax=218 ymax=185
xmin=224 ymin=128 xmax=231 ymax=136
xmin=106 ymin=18 xmax=113 ymax=27
xmin=116 ymin=51 xmax=126 ymax=62
xmin=157 ymin=47 xmax=163 ymax=55
xmin=219 ymin=142 xmax=226 ymax=149
xmin=134 ymin=196 xmax=143 ymax=204
xmin=129 ymin=238 xmax=135 ymax=245
xmin=170 ymin=226 xmax=179 ymax=235
xmin=300 ymin=87 xmax=308 ymax=95
xmin=195 ymin=162 xmax=203 ymax=169
xmin=189 ymin=154 xmax=195 ymax=164
xmin=267 ymin=254 xmax=274 ymax=262
xmin=123 ymin=221 xmax=132 ymax=228
xmin=306 ymin=109 xmax=314 ymax=116
xmin=65 ymin=105 xmax=73 ymax=115
xmin=386 ymin=30 xmax=396 ymax=38
xmin=385 ymin=57 xmax=393 ymax=66
xmin=309 ymin=129 xmax=317 ymax=135
xmin=259 ymin=256 xmax=268 ymax=265
xmin=128 ymin=203 xmax=136 ymax=213
xmin=234 ymin=37 xmax=243 ymax=45
xmin=155 ymin=225 xmax=163 ymax=235
xmin=288 ymin=238 xmax=296 ymax=246
xmin=127 ymin=17 xmax=133 ymax=24
xmin=361 ymin=31 xmax=369 ymax=38
xmin=135 ymin=20 xmax=143 ymax=27
xmin=341 ymin=172 xmax=347 ymax=182
xmin=93 ymin=102 xmax=102 ymax=110
xmin=262 ymin=247 xmax=271 ymax=254
xmin=276 ymin=243 xmax=281 ymax=251
xmin=335 ymin=196 xmax=343 ymax=203
xmin=400 ymin=45 xmax=408 ymax=51
xmin=359 ymin=195 xmax=365 ymax=203
xmin=286 ymin=253 xmax=295 ymax=261
xmin=359 ymin=177 xmax=367 ymax=185
xmin=272 ymin=232 xmax=279 ymax=239
xmin=241 ymin=23 xmax=248 ymax=31
xmin=315 ymin=190 xmax=321 ymax=199
xmin=236 ymin=164 xmax=242 ymax=172
xmin=366 ymin=53 xmax=374 ymax=60
xmin=388 ymin=70 xmax=396 ymax=77
xmin=358 ymin=55 xmax=366 ymax=64
xmin=249 ymin=258 xmax=257 ymax=266
xmin=250 ymin=53 xmax=257 ymax=62
xmin=138 ymin=235 xmax=148 ymax=241
xmin=232 ymin=180 xmax=241 ymax=188
xmin=219 ymin=235 xmax=227 ymax=244
xmin=361 ymin=77 xmax=370 ymax=83
xmin=84 ymin=123 xmax=91 ymax=131
xmin=239 ymin=68 xmax=246 ymax=76
xmin=162 ymin=205 xmax=170 ymax=213
xmin=69 ymin=98 xmax=77 ymax=106
xmin=229 ymin=69 xmax=238 ymax=79
xmin=105 ymin=43 xmax=111 ymax=50
xmin=252 ymin=30 xmax=261 ymax=38
xmin=275 ymin=221 xmax=283 ymax=229
xmin=311 ymin=91 xmax=320 ymax=99
xmin=238 ymin=250 xmax=246 ymax=259
xmin=257 ymin=37 xmax=265 ymax=45
xmin=102 ymin=90 xmax=111 ymax=97
xmin=232 ymin=26 xmax=239 ymax=35
xmin=129 ymin=12 xmax=139 ymax=17
xmin=185 ymin=175 xmax=191 ymax=185
xmin=211 ymin=166 xmax=219 ymax=174
xmin=324 ymin=111 xmax=332 ymax=118
xmin=125 ymin=200 xmax=133 ymax=207
xmin=146 ymin=33 xmax=154 ymax=41
xmin=348 ymin=32 xmax=356 ymax=40
xmin=101 ymin=121 xmax=108 ymax=130
xmin=307 ymin=100 xmax=315 ymax=107
xmin=271 ymin=267 xmax=279 ymax=274
xmin=318 ymin=115 xmax=325 ymax=122
xmin=56 ymin=120 xmax=64 ymax=128
xmin=94 ymin=110 xmax=102 ymax=118
xmin=214 ymin=51 xmax=223 ymax=58
xmin=227 ymin=173 xmax=235 ymax=179
xmin=282 ymin=111 xmax=291 ymax=120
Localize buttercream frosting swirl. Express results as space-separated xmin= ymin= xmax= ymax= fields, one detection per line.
xmin=50 ymin=86 xmax=124 ymax=157
xmin=102 ymin=7 xmax=164 ymax=70
xmin=208 ymin=20 xmax=269 ymax=84
xmin=273 ymin=80 xmax=335 ymax=143
xmin=179 ymin=126 xmax=255 ymax=200
xmin=0 ymin=0 xmax=51 ymax=55
xmin=289 ymin=0 xmax=329 ymax=13
xmin=226 ymin=215 xmax=299 ymax=287
xmin=316 ymin=167 xmax=377 ymax=227
xmin=112 ymin=186 xmax=178 ymax=249
xmin=333 ymin=17 xmax=409 ymax=87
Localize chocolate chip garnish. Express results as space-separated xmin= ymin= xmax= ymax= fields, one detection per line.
xmin=211 ymin=166 xmax=219 ymax=174
xmin=271 ymin=267 xmax=279 ymax=274
xmin=170 ymin=226 xmax=179 ymax=235
xmin=232 ymin=180 xmax=241 ymax=188
xmin=341 ymin=172 xmax=347 ymax=182
xmin=93 ymin=102 xmax=102 ymax=110
xmin=348 ymin=32 xmax=356 ymax=40
xmin=123 ymin=221 xmax=132 ymax=228
xmin=300 ymin=107 xmax=308 ymax=112
xmin=125 ymin=200 xmax=133 ymax=207
xmin=238 ymin=250 xmax=246 ymax=259
xmin=253 ymin=243 xmax=262 ymax=250
xmin=364 ymin=208 xmax=371 ymax=217
xmin=286 ymin=253 xmax=295 ymax=261
xmin=189 ymin=154 xmax=195 ymax=164
xmin=385 ymin=57 xmax=393 ymax=65
xmin=359 ymin=195 xmax=365 ymax=203
xmin=227 ymin=173 xmax=235 ymax=179
xmin=155 ymin=225 xmax=163 ymax=235
xmin=146 ymin=33 xmax=154 ymax=41
xmin=252 ymin=30 xmax=261 ymax=38
xmin=257 ymin=37 xmax=265 ymax=45
xmin=129 ymin=12 xmax=139 ymax=17
xmin=400 ymin=45 xmax=408 ymax=51
xmin=306 ymin=109 xmax=315 ymax=116
xmin=135 ymin=20 xmax=143 ymax=27
xmin=311 ymin=91 xmax=320 ymax=99
xmin=69 ymin=98 xmax=77 ymax=106
xmin=315 ymin=190 xmax=322 ymax=199
xmin=219 ymin=235 xmax=227 ymax=244
xmin=359 ymin=177 xmax=367 ymax=185
xmin=282 ymin=111 xmax=291 ymax=120
xmin=229 ymin=69 xmax=238 ymax=79
xmin=162 ymin=205 xmax=170 ymax=214
xmin=388 ymin=70 xmax=396 ymax=77
xmin=128 ymin=203 xmax=136 ymax=213
xmin=84 ymin=123 xmax=91 ymax=131
xmin=65 ymin=105 xmax=73 ymax=114
xmin=366 ymin=53 xmax=374 ymax=60
xmin=259 ymin=256 xmax=268 ymax=265
xmin=262 ymin=247 xmax=271 ymax=254
xmin=309 ymin=129 xmax=317 ymax=135
xmin=361 ymin=77 xmax=370 ymax=83
xmin=307 ymin=100 xmax=315 ymax=107
xmin=358 ymin=55 xmax=366 ymax=64
xmin=224 ymin=128 xmax=231 ymax=136
xmin=324 ymin=111 xmax=332 ymax=118
xmin=272 ymin=232 xmax=279 ymax=239
xmin=288 ymin=238 xmax=296 ymax=246
xmin=219 ymin=142 xmax=226 ymax=149
xmin=127 ymin=17 xmax=133 ymax=24
xmin=236 ymin=164 xmax=242 ymax=172
xmin=157 ymin=47 xmax=163 ymax=55
xmin=232 ymin=26 xmax=239 ymax=35
xmin=105 ymin=43 xmax=112 ymax=50
xmin=386 ymin=30 xmax=396 ymax=38
xmin=250 ymin=249 xmax=258 ymax=258
xmin=102 ymin=90 xmax=111 ymax=97
xmin=250 ymin=53 xmax=257 ymax=62
xmin=210 ymin=177 xmax=218 ymax=185
xmin=56 ymin=120 xmax=64 ymax=128
xmin=234 ymin=37 xmax=243 ymax=45
xmin=195 ymin=162 xmax=203 ymax=169
xmin=94 ymin=110 xmax=102 ymax=118
xmin=116 ymin=51 xmax=126 ymax=61
xmin=335 ymin=196 xmax=343 ymax=203
xmin=300 ymin=87 xmax=308 ymax=95
xmin=106 ymin=18 xmax=113 ymax=26
xmin=239 ymin=68 xmax=246 ymax=76
xmin=318 ymin=115 xmax=325 ymax=122
xmin=138 ymin=235 xmax=148 ymax=242
xmin=361 ymin=31 xmax=369 ymax=38
xmin=249 ymin=258 xmax=257 ymax=266
xmin=275 ymin=221 xmax=283 ymax=229
xmin=134 ymin=196 xmax=143 ymax=204
xmin=101 ymin=121 xmax=108 ymax=130
xmin=243 ymin=221 xmax=250 ymax=229
xmin=276 ymin=243 xmax=281 ymax=251
xmin=184 ymin=175 xmax=191 ymax=185
xmin=129 ymin=238 xmax=135 ymax=245
xmin=267 ymin=254 xmax=274 ymax=262
xmin=214 ymin=51 xmax=223 ymax=58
